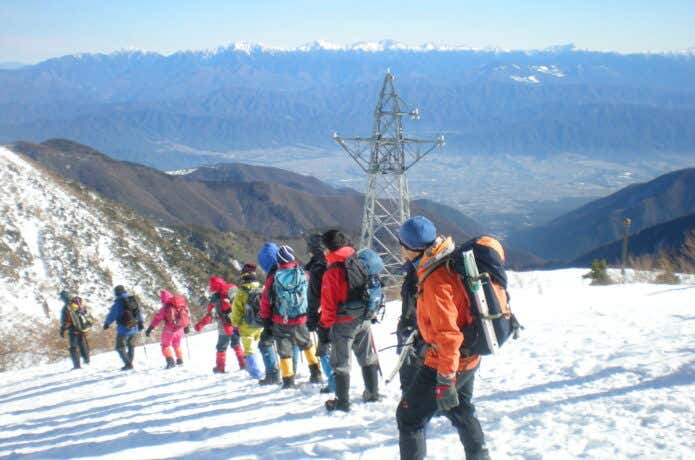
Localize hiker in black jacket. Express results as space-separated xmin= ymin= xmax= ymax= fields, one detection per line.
xmin=305 ymin=233 xmax=335 ymax=394
xmin=396 ymin=260 xmax=423 ymax=394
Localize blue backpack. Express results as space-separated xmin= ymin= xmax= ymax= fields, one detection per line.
xmin=273 ymin=266 xmax=309 ymax=322
xmin=334 ymin=248 xmax=385 ymax=321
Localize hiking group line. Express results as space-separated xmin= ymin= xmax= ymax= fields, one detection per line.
xmin=58 ymin=217 xmax=521 ymax=460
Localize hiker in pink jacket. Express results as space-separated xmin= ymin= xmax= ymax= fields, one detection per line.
xmin=145 ymin=290 xmax=191 ymax=369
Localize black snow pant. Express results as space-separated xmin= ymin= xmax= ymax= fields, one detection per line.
xmin=399 ymin=353 xmax=422 ymax=395
xmin=68 ymin=332 xmax=90 ymax=368
xmin=397 ymin=364 xmax=486 ymax=460
xmin=215 ymin=330 xmax=241 ymax=352
xmin=116 ymin=334 xmax=137 ymax=366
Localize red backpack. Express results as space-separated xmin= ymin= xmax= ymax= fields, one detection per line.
xmin=168 ymin=295 xmax=190 ymax=328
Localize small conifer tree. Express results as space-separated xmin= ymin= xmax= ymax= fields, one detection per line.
xmin=583 ymin=259 xmax=613 ymax=285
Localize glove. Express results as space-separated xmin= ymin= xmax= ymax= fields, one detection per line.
xmin=137 ymin=321 xmax=144 ymax=331
xmin=317 ymin=326 xmax=331 ymax=344
xmin=184 ymin=326 xmax=190 ymax=334
xmin=103 ymin=324 xmax=109 ymax=330
xmin=306 ymin=313 xmax=319 ymax=332
xmin=194 ymin=322 xmax=203 ymax=332
xmin=60 ymin=328 xmax=65 ymax=338
xmin=145 ymin=326 xmax=154 ymax=337
xmin=435 ymin=373 xmax=459 ymax=412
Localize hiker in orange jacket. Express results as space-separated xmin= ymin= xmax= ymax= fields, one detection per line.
xmin=395 ymin=216 xmax=490 ymax=460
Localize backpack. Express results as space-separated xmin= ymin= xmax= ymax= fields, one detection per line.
xmin=119 ymin=295 xmax=141 ymax=329
xmin=273 ymin=266 xmax=308 ymax=322
xmin=242 ymin=285 xmax=264 ymax=328
xmin=212 ymin=294 xmax=234 ymax=325
xmin=332 ymin=248 xmax=386 ymax=321
xmin=69 ymin=297 xmax=94 ymax=332
xmin=167 ymin=296 xmax=190 ymax=328
xmin=421 ymin=236 xmax=521 ymax=356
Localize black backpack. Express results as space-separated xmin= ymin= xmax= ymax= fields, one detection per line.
xmin=243 ymin=286 xmax=265 ymax=328
xmin=421 ymin=236 xmax=522 ymax=356
xmin=119 ymin=296 xmax=141 ymax=329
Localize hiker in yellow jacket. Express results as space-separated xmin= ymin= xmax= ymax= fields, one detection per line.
xmin=230 ymin=263 xmax=266 ymax=380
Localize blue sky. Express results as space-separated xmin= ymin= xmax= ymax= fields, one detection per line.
xmin=1 ymin=0 xmax=694 ymax=62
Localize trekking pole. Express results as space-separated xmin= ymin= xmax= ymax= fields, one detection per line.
xmin=369 ymin=333 xmax=383 ymax=378
xmin=140 ymin=330 xmax=149 ymax=360
xmin=385 ymin=329 xmax=418 ymax=385
xmin=185 ymin=333 xmax=192 ymax=361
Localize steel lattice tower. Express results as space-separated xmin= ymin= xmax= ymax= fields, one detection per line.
xmin=333 ymin=70 xmax=444 ymax=284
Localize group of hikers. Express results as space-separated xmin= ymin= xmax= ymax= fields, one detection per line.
xmin=59 ymin=217 xmax=513 ymax=460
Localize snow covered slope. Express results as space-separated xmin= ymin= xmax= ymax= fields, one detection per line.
xmin=0 ymin=146 xmax=229 ymax=368
xmin=1 ymin=270 xmax=693 ymax=459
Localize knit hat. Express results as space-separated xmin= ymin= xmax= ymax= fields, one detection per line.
xmin=241 ymin=263 xmax=257 ymax=279
xmin=306 ymin=233 xmax=323 ymax=255
xmin=398 ymin=216 xmax=437 ymax=251
xmin=277 ymin=245 xmax=296 ymax=264
xmin=321 ymin=229 xmax=348 ymax=252
xmin=114 ymin=285 xmax=126 ymax=297
xmin=257 ymin=242 xmax=279 ymax=274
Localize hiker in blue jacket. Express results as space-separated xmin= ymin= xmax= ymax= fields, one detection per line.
xmin=103 ymin=285 xmax=144 ymax=371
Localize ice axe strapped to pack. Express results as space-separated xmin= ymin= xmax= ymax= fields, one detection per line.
xmin=420 ymin=236 xmax=522 ymax=356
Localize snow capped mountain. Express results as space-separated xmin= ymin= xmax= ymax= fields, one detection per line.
xmin=0 ymin=269 xmax=692 ymax=458
xmin=0 ymin=146 xmax=226 ymax=368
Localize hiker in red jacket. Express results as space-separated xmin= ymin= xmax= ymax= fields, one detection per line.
xmin=194 ymin=277 xmax=246 ymax=373
xmin=259 ymin=244 xmax=322 ymax=389
xmin=318 ymin=230 xmax=380 ymax=412
xmin=145 ymin=290 xmax=190 ymax=369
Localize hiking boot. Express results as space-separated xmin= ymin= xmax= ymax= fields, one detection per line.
xmin=259 ymin=373 xmax=281 ymax=385
xmin=361 ymin=364 xmax=380 ymax=402
xmin=281 ymin=376 xmax=296 ymax=389
xmin=325 ymin=398 xmax=350 ymax=412
xmin=362 ymin=390 xmax=382 ymax=402
xmin=320 ymin=385 xmax=333 ymax=394
xmin=165 ymin=357 xmax=176 ymax=369
xmin=213 ymin=366 xmax=226 ymax=374
xmin=176 ymin=359 xmax=184 ymax=366
xmin=121 ymin=363 xmax=134 ymax=371
xmin=309 ymin=363 xmax=323 ymax=384
xmin=326 ymin=373 xmax=350 ymax=412
xmin=465 ymin=448 xmax=491 ymax=460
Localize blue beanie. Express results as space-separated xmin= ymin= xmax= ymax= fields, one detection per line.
xmin=398 ymin=216 xmax=437 ymax=250
xmin=258 ymin=242 xmax=279 ymax=274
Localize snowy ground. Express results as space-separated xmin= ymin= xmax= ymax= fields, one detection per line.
xmin=1 ymin=269 xmax=693 ymax=459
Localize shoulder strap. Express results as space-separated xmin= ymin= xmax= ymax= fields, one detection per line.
xmin=417 ymin=255 xmax=452 ymax=289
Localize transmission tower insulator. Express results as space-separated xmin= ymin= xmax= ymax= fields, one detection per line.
xmin=334 ymin=71 xmax=444 ymax=285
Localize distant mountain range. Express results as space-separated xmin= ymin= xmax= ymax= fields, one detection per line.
xmin=1 ymin=45 xmax=694 ymax=169
xmin=509 ymin=168 xmax=695 ymax=261
xmin=572 ymin=213 xmax=695 ymax=269
xmin=12 ymin=139 xmax=540 ymax=268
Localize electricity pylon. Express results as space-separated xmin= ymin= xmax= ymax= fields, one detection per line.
xmin=333 ymin=70 xmax=444 ymax=284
